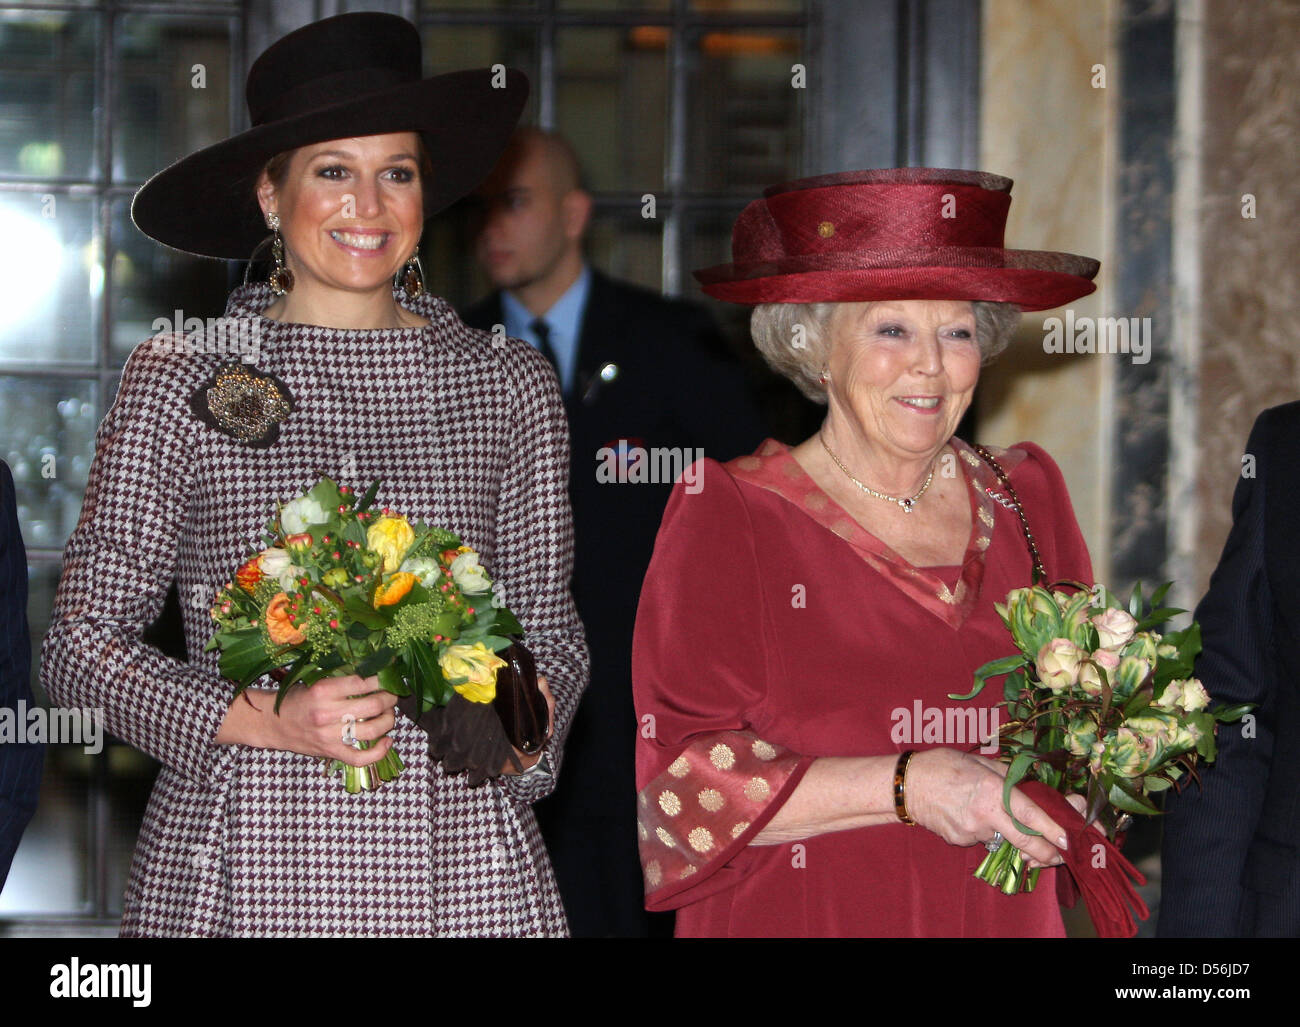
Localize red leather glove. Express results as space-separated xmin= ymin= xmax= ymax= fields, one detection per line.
xmin=1019 ymin=780 xmax=1149 ymax=938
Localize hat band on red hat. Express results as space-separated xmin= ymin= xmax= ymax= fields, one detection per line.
xmin=253 ymin=66 xmax=412 ymax=125
xmin=709 ymin=245 xmax=1096 ymax=281
xmin=759 ymin=183 xmax=1010 ymax=260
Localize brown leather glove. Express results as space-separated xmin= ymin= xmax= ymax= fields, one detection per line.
xmin=397 ymin=692 xmax=520 ymax=786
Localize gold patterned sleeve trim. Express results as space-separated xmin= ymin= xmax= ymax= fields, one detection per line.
xmin=637 ymin=729 xmax=812 ymax=911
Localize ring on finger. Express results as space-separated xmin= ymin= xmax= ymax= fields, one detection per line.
xmin=341 ymin=713 xmax=357 ymax=747
xmin=984 ymin=831 xmax=1004 ymax=853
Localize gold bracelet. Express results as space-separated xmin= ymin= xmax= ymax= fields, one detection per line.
xmin=893 ymin=750 xmax=917 ymax=825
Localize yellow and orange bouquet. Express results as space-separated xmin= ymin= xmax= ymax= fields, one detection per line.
xmin=206 ymin=477 xmax=522 ymax=792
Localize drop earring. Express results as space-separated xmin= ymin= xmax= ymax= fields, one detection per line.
xmin=266 ymin=212 xmax=294 ymax=295
xmin=398 ymin=251 xmax=425 ymax=298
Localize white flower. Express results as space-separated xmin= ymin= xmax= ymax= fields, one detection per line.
xmin=1179 ymin=678 xmax=1210 ymax=712
xmin=257 ymin=546 xmax=305 ymax=591
xmin=450 ymin=551 xmax=492 ymax=594
xmin=398 ymin=556 xmax=442 ymax=588
xmin=258 ymin=547 xmax=291 ymax=578
xmin=280 ymin=496 xmax=329 ymax=536
xmin=1159 ymin=677 xmax=1210 ymax=714
xmin=1091 ymin=608 xmax=1138 ymax=650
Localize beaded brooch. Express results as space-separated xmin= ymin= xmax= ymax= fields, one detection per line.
xmin=189 ymin=363 xmax=294 ymax=448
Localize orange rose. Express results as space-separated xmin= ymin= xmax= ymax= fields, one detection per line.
xmin=374 ymin=572 xmax=416 ymax=608
xmin=265 ymin=592 xmax=306 ymax=645
xmin=235 ymin=556 xmax=263 ymax=592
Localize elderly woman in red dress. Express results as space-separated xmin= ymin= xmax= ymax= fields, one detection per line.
xmin=632 ymin=168 xmax=1101 ymax=936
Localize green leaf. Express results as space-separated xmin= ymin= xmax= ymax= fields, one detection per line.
xmin=1148 ymin=581 xmax=1174 ymax=609
xmin=431 ymin=610 xmax=462 ymax=637
xmin=273 ymin=676 xmax=294 ymax=714
xmin=355 ymin=479 xmax=381 ymax=512
xmin=217 ymin=631 xmax=282 ymax=684
xmin=305 ymin=476 xmax=344 ymax=517
xmin=315 ymin=651 xmax=345 ymax=673
xmin=1129 ymin=581 xmax=1144 ymax=619
xmin=949 ymin=654 xmax=1026 ymax=701
xmin=354 ymin=646 xmax=396 ymax=678
xmin=1107 ymin=777 xmax=1160 ymax=816
xmin=1001 ymin=752 xmax=1041 ymax=836
xmin=1121 ymin=672 xmax=1155 ymax=717
xmin=1165 ymin=622 xmax=1203 ymax=664
xmin=1135 ymin=608 xmax=1185 ymax=631
xmin=376 ymin=663 xmax=409 ymax=697
xmin=493 ymin=606 xmax=524 ymax=636
xmin=410 ymin=641 xmax=453 ymax=707
xmin=404 ymin=580 xmax=432 ymax=605
xmin=342 ymin=596 xmax=387 ymax=630
xmin=275 ymin=652 xmax=315 ymax=690
xmin=295 ymin=666 xmax=330 ymax=689
xmin=1213 ymin=702 xmax=1254 ymax=724
xmin=1190 ymin=712 xmax=1218 ymax=761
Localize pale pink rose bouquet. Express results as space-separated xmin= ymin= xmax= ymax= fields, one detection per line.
xmin=952 ymin=582 xmax=1251 ymax=894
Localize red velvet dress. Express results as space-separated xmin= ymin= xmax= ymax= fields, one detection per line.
xmin=632 ymin=437 xmax=1093 ymax=937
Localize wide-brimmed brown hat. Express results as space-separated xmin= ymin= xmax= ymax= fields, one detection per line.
xmin=694 ymin=168 xmax=1099 ymax=311
xmin=131 ymin=12 xmax=528 ymax=260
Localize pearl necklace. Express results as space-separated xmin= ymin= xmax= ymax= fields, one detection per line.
xmin=819 ymin=433 xmax=936 ymax=514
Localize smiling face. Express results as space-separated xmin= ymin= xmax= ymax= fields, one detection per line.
xmin=824 ymin=299 xmax=982 ymax=462
xmin=256 ymin=133 xmax=424 ymax=301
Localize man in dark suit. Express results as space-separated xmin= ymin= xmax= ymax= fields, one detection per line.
xmin=1 ymin=460 xmax=43 ymax=892
xmin=462 ymin=128 xmax=765 ymax=936
xmin=1159 ymin=402 xmax=1300 ymax=936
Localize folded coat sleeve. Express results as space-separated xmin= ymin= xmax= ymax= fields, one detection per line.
xmin=492 ymin=343 xmax=589 ymax=805
xmin=632 ymin=460 xmax=813 ymax=911
xmin=40 ymin=341 xmax=237 ymax=785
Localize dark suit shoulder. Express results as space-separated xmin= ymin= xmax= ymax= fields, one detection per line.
xmin=589 ymin=273 xmax=717 ymax=338
xmin=1248 ymin=401 xmax=1300 ymax=453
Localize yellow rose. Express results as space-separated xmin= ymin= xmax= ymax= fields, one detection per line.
xmin=366 ymin=516 xmax=415 ymax=575
xmin=439 ymin=642 xmax=507 ymax=704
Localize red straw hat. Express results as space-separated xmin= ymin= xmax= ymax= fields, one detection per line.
xmin=694 ymin=168 xmax=1098 ymax=311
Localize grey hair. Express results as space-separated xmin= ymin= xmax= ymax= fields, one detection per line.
xmin=749 ymin=302 xmax=838 ymax=402
xmin=750 ymin=300 xmax=1022 ymax=404
xmin=974 ymin=301 xmax=1022 ymax=363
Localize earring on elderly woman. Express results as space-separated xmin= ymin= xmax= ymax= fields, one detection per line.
xmin=399 ymin=251 xmax=425 ymax=298
xmin=266 ymin=212 xmax=295 ymax=295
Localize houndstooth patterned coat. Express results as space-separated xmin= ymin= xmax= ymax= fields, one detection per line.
xmin=41 ymin=284 xmax=588 ymax=936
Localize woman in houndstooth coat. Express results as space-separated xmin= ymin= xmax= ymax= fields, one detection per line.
xmin=41 ymin=14 xmax=588 ymax=936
